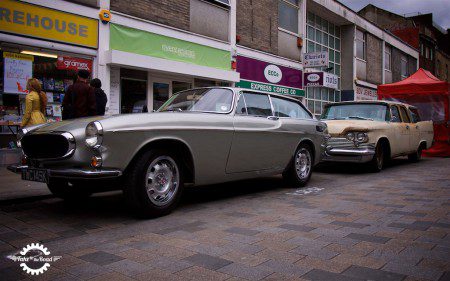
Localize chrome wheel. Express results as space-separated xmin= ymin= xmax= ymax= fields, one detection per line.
xmin=295 ymin=148 xmax=312 ymax=180
xmin=145 ymin=156 xmax=179 ymax=206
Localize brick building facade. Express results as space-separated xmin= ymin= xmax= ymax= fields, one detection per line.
xmin=359 ymin=5 xmax=450 ymax=82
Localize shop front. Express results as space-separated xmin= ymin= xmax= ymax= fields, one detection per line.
xmin=0 ymin=0 xmax=98 ymax=163
xmin=106 ymin=23 xmax=239 ymax=114
xmin=235 ymin=56 xmax=304 ymax=99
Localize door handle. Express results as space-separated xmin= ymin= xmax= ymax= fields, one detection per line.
xmin=405 ymin=125 xmax=410 ymax=129
xmin=267 ymin=116 xmax=279 ymax=121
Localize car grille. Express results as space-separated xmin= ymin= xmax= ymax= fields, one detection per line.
xmin=21 ymin=133 xmax=74 ymax=159
xmin=327 ymin=137 xmax=354 ymax=148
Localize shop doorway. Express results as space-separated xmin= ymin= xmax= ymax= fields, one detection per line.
xmin=120 ymin=69 xmax=148 ymax=114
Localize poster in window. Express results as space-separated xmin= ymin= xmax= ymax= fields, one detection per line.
xmin=3 ymin=52 xmax=33 ymax=94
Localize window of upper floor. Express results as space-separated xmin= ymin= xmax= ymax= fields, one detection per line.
xmin=384 ymin=45 xmax=392 ymax=71
xmin=355 ymin=29 xmax=366 ymax=60
xmin=401 ymin=55 xmax=408 ymax=79
xmin=190 ymin=0 xmax=230 ymax=42
xmin=278 ymin=0 xmax=299 ymax=34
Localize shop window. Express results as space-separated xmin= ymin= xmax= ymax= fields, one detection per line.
xmin=355 ymin=29 xmax=366 ymax=60
xmin=278 ymin=0 xmax=299 ymax=34
xmin=153 ymin=83 xmax=169 ymax=111
xmin=384 ymin=45 xmax=392 ymax=71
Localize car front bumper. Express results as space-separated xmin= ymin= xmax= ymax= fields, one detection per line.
xmin=7 ymin=165 xmax=122 ymax=180
xmin=322 ymin=138 xmax=375 ymax=163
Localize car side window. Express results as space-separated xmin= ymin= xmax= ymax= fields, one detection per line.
xmin=399 ymin=106 xmax=411 ymax=123
xmin=409 ymin=108 xmax=421 ymax=123
xmin=271 ymin=96 xmax=311 ymax=119
xmin=390 ymin=106 xmax=401 ymax=123
xmin=241 ymin=93 xmax=273 ymax=117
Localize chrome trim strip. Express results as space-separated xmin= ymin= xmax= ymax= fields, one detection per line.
xmin=8 ymin=165 xmax=122 ymax=179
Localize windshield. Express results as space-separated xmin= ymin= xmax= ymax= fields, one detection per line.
xmin=321 ymin=103 xmax=388 ymax=121
xmin=158 ymin=88 xmax=234 ymax=113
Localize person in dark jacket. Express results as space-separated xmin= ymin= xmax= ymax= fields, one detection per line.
xmin=90 ymin=78 xmax=107 ymax=115
xmin=62 ymin=70 xmax=96 ymax=119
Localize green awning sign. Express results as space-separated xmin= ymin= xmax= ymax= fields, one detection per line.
xmin=110 ymin=24 xmax=231 ymax=70
xmin=236 ymin=80 xmax=305 ymax=97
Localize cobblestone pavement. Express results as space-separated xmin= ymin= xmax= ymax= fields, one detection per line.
xmin=0 ymin=158 xmax=449 ymax=281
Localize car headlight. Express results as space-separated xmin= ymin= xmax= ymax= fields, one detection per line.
xmin=85 ymin=121 xmax=103 ymax=148
xmin=346 ymin=132 xmax=355 ymax=141
xmin=356 ymin=132 xmax=368 ymax=143
xmin=16 ymin=128 xmax=29 ymax=148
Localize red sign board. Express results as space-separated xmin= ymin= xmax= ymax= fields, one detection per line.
xmin=56 ymin=56 xmax=92 ymax=72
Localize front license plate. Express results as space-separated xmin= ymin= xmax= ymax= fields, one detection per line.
xmin=21 ymin=168 xmax=49 ymax=183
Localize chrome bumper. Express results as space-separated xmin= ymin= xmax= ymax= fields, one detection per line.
xmin=322 ymin=138 xmax=375 ymax=163
xmin=7 ymin=165 xmax=122 ymax=180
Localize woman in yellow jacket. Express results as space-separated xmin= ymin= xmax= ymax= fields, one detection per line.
xmin=21 ymin=78 xmax=47 ymax=127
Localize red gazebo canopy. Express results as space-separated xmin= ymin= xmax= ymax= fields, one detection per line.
xmin=378 ymin=68 xmax=449 ymax=97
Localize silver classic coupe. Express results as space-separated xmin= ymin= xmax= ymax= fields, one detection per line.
xmin=9 ymin=87 xmax=328 ymax=217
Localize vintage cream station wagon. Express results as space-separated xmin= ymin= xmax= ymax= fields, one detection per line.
xmin=321 ymin=101 xmax=434 ymax=171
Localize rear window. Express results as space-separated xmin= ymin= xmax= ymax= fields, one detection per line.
xmin=271 ymin=96 xmax=312 ymax=119
xmin=409 ymin=108 xmax=421 ymax=123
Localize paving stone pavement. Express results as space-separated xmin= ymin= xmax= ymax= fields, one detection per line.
xmin=0 ymin=157 xmax=449 ymax=280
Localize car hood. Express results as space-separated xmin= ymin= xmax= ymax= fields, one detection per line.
xmin=323 ymin=120 xmax=387 ymax=136
xmin=34 ymin=116 xmax=108 ymax=133
xmin=34 ymin=112 xmax=231 ymax=133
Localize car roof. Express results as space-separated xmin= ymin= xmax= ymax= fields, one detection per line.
xmin=181 ymin=86 xmax=303 ymax=103
xmin=325 ymin=100 xmax=414 ymax=108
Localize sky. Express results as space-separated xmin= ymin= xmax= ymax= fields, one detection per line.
xmin=338 ymin=0 xmax=450 ymax=30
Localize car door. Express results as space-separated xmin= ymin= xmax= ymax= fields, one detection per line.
xmin=226 ymin=92 xmax=284 ymax=173
xmin=389 ymin=105 xmax=410 ymax=155
xmin=408 ymin=107 xmax=422 ymax=151
xmin=398 ymin=106 xmax=413 ymax=152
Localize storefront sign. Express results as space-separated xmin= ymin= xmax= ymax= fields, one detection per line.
xmin=304 ymin=72 xmax=338 ymax=89
xmin=110 ymin=24 xmax=230 ymax=70
xmin=303 ymin=52 xmax=329 ymax=68
xmin=56 ymin=56 xmax=93 ymax=72
xmin=0 ymin=0 xmax=98 ymax=48
xmin=3 ymin=52 xmax=33 ymax=94
xmin=236 ymin=56 xmax=304 ymax=96
xmin=355 ymin=86 xmax=378 ymax=100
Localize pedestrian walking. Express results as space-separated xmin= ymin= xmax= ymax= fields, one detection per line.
xmin=62 ymin=70 xmax=96 ymax=120
xmin=90 ymin=78 xmax=107 ymax=115
xmin=21 ymin=78 xmax=47 ymax=127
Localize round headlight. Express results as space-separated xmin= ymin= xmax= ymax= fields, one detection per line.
xmin=356 ymin=132 xmax=368 ymax=142
xmin=85 ymin=121 xmax=103 ymax=148
xmin=346 ymin=132 xmax=355 ymax=141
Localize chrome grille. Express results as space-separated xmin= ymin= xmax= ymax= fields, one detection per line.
xmin=21 ymin=132 xmax=75 ymax=160
xmin=327 ymin=137 xmax=354 ymax=148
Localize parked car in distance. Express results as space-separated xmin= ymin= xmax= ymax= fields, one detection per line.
xmin=320 ymin=100 xmax=433 ymax=171
xmin=9 ymin=87 xmax=328 ymax=217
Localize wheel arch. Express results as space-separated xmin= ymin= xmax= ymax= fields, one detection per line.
xmin=124 ymin=138 xmax=195 ymax=184
xmin=376 ymin=136 xmax=391 ymax=159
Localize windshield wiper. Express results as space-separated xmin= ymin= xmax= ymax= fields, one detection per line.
xmin=347 ymin=116 xmax=373 ymax=121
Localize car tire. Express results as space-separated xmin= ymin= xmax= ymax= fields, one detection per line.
xmin=47 ymin=179 xmax=92 ymax=200
xmin=368 ymin=142 xmax=385 ymax=172
xmin=408 ymin=146 xmax=422 ymax=162
xmin=124 ymin=148 xmax=184 ymax=218
xmin=283 ymin=143 xmax=314 ymax=187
